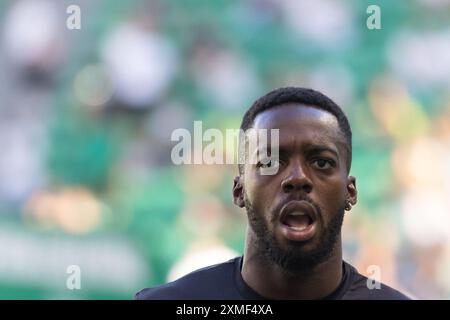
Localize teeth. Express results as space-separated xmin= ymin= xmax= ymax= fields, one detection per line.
xmin=288 ymin=211 xmax=306 ymax=216
xmin=290 ymin=226 xmax=308 ymax=231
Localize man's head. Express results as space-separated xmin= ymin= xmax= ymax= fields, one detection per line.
xmin=238 ymin=87 xmax=353 ymax=175
xmin=233 ymin=87 xmax=357 ymax=274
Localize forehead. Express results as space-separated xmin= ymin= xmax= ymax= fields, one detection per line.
xmin=252 ymin=103 xmax=344 ymax=150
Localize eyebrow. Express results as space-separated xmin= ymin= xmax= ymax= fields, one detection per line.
xmin=303 ymin=145 xmax=339 ymax=158
xmin=254 ymin=144 xmax=339 ymax=158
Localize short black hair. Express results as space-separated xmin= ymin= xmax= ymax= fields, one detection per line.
xmin=238 ymin=87 xmax=352 ymax=175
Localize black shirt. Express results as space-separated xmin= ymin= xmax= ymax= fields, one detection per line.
xmin=135 ymin=256 xmax=411 ymax=300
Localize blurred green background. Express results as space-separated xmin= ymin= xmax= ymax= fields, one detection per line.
xmin=0 ymin=0 xmax=450 ymax=299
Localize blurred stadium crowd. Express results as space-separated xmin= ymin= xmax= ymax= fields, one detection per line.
xmin=0 ymin=0 xmax=450 ymax=299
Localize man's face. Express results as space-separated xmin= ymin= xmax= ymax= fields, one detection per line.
xmin=233 ymin=103 xmax=357 ymax=273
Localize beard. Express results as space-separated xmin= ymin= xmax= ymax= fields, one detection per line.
xmin=244 ymin=192 xmax=345 ymax=275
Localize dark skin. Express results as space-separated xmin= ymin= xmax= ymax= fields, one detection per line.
xmin=233 ymin=103 xmax=358 ymax=299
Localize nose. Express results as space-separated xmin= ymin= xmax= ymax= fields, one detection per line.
xmin=281 ymin=161 xmax=313 ymax=194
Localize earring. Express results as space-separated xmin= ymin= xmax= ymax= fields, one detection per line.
xmin=345 ymin=201 xmax=352 ymax=211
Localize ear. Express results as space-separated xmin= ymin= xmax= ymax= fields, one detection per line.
xmin=232 ymin=176 xmax=245 ymax=208
xmin=346 ymin=176 xmax=357 ymax=207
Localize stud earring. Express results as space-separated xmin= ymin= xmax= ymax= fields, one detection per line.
xmin=345 ymin=201 xmax=352 ymax=211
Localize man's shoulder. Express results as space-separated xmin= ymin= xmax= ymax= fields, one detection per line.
xmin=343 ymin=262 xmax=412 ymax=300
xmin=135 ymin=257 xmax=241 ymax=300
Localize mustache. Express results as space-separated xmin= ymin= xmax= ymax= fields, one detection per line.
xmin=243 ymin=191 xmax=325 ymax=225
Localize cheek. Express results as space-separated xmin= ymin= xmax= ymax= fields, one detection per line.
xmin=314 ymin=179 xmax=347 ymax=212
xmin=244 ymin=175 xmax=280 ymax=211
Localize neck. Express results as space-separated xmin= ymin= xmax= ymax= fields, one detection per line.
xmin=241 ymin=230 xmax=343 ymax=300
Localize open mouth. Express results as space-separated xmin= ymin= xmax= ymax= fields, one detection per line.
xmin=279 ymin=200 xmax=317 ymax=242
xmin=283 ymin=212 xmax=313 ymax=230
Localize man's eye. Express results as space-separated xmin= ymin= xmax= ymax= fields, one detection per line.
xmin=312 ymin=159 xmax=333 ymax=169
xmin=258 ymin=159 xmax=280 ymax=168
